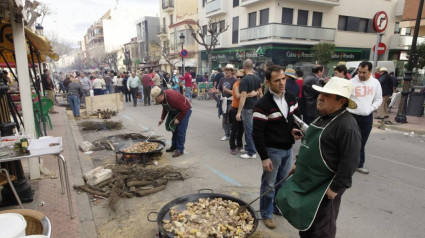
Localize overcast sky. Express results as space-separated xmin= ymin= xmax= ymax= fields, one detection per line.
xmin=40 ymin=0 xmax=159 ymax=47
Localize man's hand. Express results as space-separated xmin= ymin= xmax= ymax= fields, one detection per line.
xmin=174 ymin=119 xmax=180 ymax=125
xmin=291 ymin=128 xmax=304 ymax=140
xmin=262 ymin=159 xmax=274 ymax=172
xmin=326 ymin=188 xmax=338 ymax=200
xmin=236 ymin=112 xmax=242 ymax=121
xmin=158 ymin=120 xmax=164 ymax=126
xmin=288 ymin=164 xmax=296 ymax=176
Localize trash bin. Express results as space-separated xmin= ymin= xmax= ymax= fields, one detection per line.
xmin=407 ymin=92 xmax=425 ymax=117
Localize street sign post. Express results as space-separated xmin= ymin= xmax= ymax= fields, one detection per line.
xmin=373 ymin=42 xmax=387 ymax=55
xmin=180 ymin=49 xmax=188 ymax=58
xmin=372 ymin=11 xmax=388 ymax=72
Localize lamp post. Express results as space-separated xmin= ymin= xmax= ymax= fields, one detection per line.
xmin=35 ymin=24 xmax=44 ymax=36
xmin=179 ymin=33 xmax=185 ymax=75
xmin=395 ymin=0 xmax=425 ymax=123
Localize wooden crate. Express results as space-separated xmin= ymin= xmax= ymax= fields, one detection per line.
xmin=85 ymin=93 xmax=124 ymax=115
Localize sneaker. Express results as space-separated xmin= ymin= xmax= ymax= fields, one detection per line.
xmin=230 ymin=149 xmax=237 ymax=155
xmin=240 ymin=153 xmax=256 ymax=159
xmin=263 ymin=219 xmax=276 ymax=229
xmin=356 ymin=167 xmax=369 ymax=174
xmin=221 ymin=136 xmax=230 ymax=141
xmin=238 ymin=148 xmax=247 ymax=153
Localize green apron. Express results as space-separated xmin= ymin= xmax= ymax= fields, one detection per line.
xmin=163 ymin=93 xmax=179 ymax=132
xmin=275 ymin=111 xmax=345 ymax=231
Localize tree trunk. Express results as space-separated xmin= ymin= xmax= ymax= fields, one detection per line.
xmin=207 ymin=51 xmax=213 ymax=77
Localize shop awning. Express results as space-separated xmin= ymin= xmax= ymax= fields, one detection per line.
xmin=0 ymin=22 xmax=59 ymax=67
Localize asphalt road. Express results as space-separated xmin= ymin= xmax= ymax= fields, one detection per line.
xmin=109 ymin=97 xmax=425 ymax=238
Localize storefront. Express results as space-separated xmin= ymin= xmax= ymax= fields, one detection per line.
xmin=200 ymin=44 xmax=370 ymax=75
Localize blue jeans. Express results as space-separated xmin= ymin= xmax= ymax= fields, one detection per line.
xmin=185 ymin=87 xmax=192 ymax=102
xmin=241 ymin=109 xmax=256 ymax=156
xmin=105 ymin=85 xmax=112 ymax=94
xmin=351 ymin=113 xmax=373 ymax=168
xmin=67 ymin=95 xmax=80 ymax=116
xmin=260 ymin=147 xmax=293 ymax=219
xmin=172 ymin=109 xmax=192 ymax=152
xmin=93 ymin=88 xmax=103 ymax=96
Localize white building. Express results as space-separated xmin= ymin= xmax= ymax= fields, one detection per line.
xmin=197 ymin=0 xmax=402 ymax=74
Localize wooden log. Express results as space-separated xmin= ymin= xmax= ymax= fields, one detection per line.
xmin=129 ymin=186 xmax=136 ymax=192
xmin=134 ymin=185 xmax=166 ymax=197
xmin=124 ymin=192 xmax=134 ymax=198
xmin=74 ymin=185 xmax=109 ymax=198
xmin=152 ymin=178 xmax=168 ymax=187
xmin=97 ymin=177 xmax=117 ymax=188
xmin=87 ymin=184 xmax=103 ymax=193
xmin=127 ymin=180 xmax=151 ymax=187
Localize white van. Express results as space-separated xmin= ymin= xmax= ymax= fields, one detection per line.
xmin=346 ymin=61 xmax=395 ymax=75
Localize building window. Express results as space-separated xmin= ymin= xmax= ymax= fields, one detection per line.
xmin=260 ymin=9 xmax=269 ymax=26
xmin=338 ymin=15 xmax=347 ymax=30
xmin=202 ymin=25 xmax=207 ymax=37
xmin=248 ymin=12 xmax=257 ymax=27
xmin=394 ymin=22 xmax=400 ymax=34
xmin=170 ymin=14 xmax=173 ymax=25
xmin=233 ymin=0 xmax=239 ymax=7
xmin=282 ymin=8 xmax=293 ymax=25
xmin=338 ymin=15 xmax=375 ymax=33
xmin=232 ymin=16 xmax=239 ymax=44
xmin=405 ymin=28 xmax=412 ymax=36
xmin=219 ymin=20 xmax=226 ymax=32
xmin=297 ymin=10 xmax=308 ymax=26
xmin=212 ymin=22 xmax=218 ymax=33
xmin=202 ymin=0 xmax=207 ymax=7
xmin=359 ymin=18 xmax=368 ymax=32
xmin=312 ymin=12 xmax=322 ymax=27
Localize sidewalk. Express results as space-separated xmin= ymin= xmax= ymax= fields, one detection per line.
xmin=0 ymin=105 xmax=96 ymax=237
xmin=373 ymin=108 xmax=425 ymax=135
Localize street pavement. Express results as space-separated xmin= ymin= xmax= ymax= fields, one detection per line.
xmin=106 ymin=98 xmax=425 ymax=238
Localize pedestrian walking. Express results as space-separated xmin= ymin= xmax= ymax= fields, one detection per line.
xmin=116 ymin=73 xmax=123 ymax=94
xmin=376 ymin=67 xmax=393 ymax=119
xmin=236 ymin=59 xmax=263 ymax=159
xmin=92 ymin=75 xmax=105 ymax=96
xmin=334 ymin=64 xmax=349 ymax=79
xmin=41 ymin=69 xmax=58 ymax=114
xmin=218 ymin=64 xmax=237 ymax=141
xmin=348 ymin=61 xmax=383 ymax=174
xmin=183 ymin=71 xmax=193 ymax=102
xmin=66 ymin=77 xmax=84 ymax=117
xmin=284 ymin=68 xmax=299 ymax=96
xmin=79 ymin=73 xmax=91 ymax=104
xmin=252 ymin=65 xmax=301 ymax=229
xmin=276 ymin=77 xmax=361 ymax=238
xmin=142 ymin=70 xmax=152 ymax=106
xmin=122 ymin=72 xmax=131 ymax=102
xmin=127 ymin=71 xmax=141 ymax=107
xmin=302 ymin=65 xmax=324 ymax=125
xmin=104 ymin=72 xmax=112 ymax=94
xmin=152 ymin=86 xmax=192 ymax=158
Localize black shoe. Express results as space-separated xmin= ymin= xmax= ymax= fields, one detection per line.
xmin=166 ymin=147 xmax=176 ymax=152
xmin=384 ymin=115 xmax=389 ymax=118
xmin=374 ymin=117 xmax=385 ymax=120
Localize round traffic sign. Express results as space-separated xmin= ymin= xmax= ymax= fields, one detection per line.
xmin=373 ymin=11 xmax=388 ymax=33
xmin=180 ymin=49 xmax=188 ymax=58
xmin=373 ymin=42 xmax=387 ymax=55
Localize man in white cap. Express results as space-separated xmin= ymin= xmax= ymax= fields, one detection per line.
xmin=217 ymin=64 xmax=237 ymax=141
xmin=275 ymin=77 xmax=361 ymax=238
xmin=151 ymin=86 xmax=192 ymax=157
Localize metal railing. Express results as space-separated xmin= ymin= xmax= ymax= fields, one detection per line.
xmin=206 ymin=0 xmax=221 ymax=14
xmin=240 ymin=23 xmax=336 ymax=42
xmin=162 ymin=0 xmax=174 ymax=9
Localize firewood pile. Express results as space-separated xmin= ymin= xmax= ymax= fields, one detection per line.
xmin=79 ymin=120 xmax=123 ymax=131
xmin=91 ymin=133 xmax=158 ymax=151
xmin=74 ymin=164 xmax=193 ymax=210
xmin=92 ymin=109 xmax=118 ymax=119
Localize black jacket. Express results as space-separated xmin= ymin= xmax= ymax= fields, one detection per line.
xmin=302 ymin=74 xmax=322 ymax=118
xmin=378 ymin=72 xmax=393 ymax=96
xmin=253 ymin=90 xmax=300 ymax=160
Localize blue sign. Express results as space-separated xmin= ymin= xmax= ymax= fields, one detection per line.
xmin=180 ymin=49 xmax=188 ymax=58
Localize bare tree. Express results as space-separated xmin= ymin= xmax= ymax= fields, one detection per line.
xmin=103 ymin=51 xmax=121 ymax=71
xmin=147 ymin=41 xmax=162 ymax=67
xmin=24 ymin=0 xmax=53 ymax=28
xmin=160 ymin=39 xmax=175 ymax=71
xmin=45 ymin=32 xmax=73 ymax=56
xmin=187 ymin=19 xmax=229 ymax=74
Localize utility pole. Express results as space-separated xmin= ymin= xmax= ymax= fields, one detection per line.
xmin=395 ymin=0 xmax=425 ymax=123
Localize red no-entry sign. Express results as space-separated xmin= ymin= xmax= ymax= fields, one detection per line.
xmin=373 ymin=42 xmax=387 ymax=55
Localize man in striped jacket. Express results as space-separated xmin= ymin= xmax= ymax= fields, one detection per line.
xmin=253 ymin=65 xmax=302 ymax=229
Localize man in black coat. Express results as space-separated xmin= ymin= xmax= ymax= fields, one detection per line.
xmin=302 ymin=65 xmax=324 ymax=124
xmin=376 ymin=67 xmax=393 ymax=119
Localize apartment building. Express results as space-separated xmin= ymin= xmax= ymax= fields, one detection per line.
xmin=84 ymin=10 xmax=109 ymax=63
xmin=136 ymin=16 xmax=160 ymax=63
xmin=198 ymin=0 xmax=401 ymax=74
xmin=158 ymin=0 xmax=199 ymax=73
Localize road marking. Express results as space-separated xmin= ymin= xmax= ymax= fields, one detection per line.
xmin=368 ymin=154 xmax=425 ymax=172
xmin=139 ymin=125 xmax=150 ymax=131
xmin=204 ymin=164 xmax=241 ymax=186
xmin=122 ymin=115 xmax=134 ymax=121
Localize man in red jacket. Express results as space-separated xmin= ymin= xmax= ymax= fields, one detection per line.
xmin=151 ymin=86 xmax=192 ymax=157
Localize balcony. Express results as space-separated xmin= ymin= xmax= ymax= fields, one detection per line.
xmin=390 ymin=34 xmax=425 ymax=50
xmin=240 ymin=0 xmax=270 ymax=7
xmin=206 ymin=0 xmax=227 ymax=18
xmin=287 ymin=0 xmax=339 ymax=6
xmin=240 ymin=23 xmax=335 ymax=42
xmin=158 ymin=26 xmax=167 ymax=37
xmin=162 ymin=0 xmax=174 ymax=13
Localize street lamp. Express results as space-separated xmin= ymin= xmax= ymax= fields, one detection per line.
xmin=35 ymin=24 xmax=44 ymax=36
xmin=179 ymin=32 xmax=185 ymax=75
